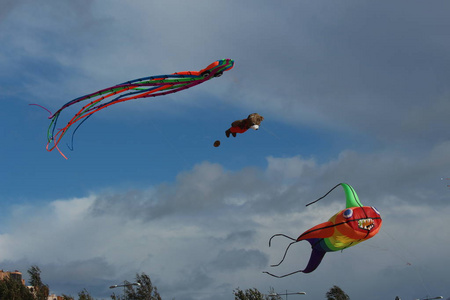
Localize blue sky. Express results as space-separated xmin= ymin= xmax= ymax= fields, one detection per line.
xmin=1 ymin=1 xmax=450 ymax=300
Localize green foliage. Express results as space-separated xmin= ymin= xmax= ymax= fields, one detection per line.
xmin=110 ymin=273 xmax=161 ymax=300
xmin=2 ymin=266 xmax=102 ymax=300
xmin=0 ymin=276 xmax=34 ymax=300
xmin=233 ymin=287 xmax=272 ymax=300
xmin=27 ymin=265 xmax=50 ymax=300
xmin=110 ymin=293 xmax=120 ymax=300
xmin=326 ymin=285 xmax=350 ymax=300
xmin=78 ymin=288 xmax=95 ymax=300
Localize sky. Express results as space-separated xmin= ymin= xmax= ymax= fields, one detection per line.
xmin=1 ymin=1 xmax=450 ymax=299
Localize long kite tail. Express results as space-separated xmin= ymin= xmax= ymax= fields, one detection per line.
xmin=45 ymin=75 xmax=204 ymax=154
xmin=29 ymin=103 xmax=53 ymax=118
xmin=39 ymin=59 xmax=234 ymax=157
xmin=262 ymin=269 xmax=304 ymax=278
xmin=266 ymin=233 xmax=298 ymax=269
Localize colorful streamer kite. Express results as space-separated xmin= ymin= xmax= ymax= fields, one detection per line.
xmin=264 ymin=183 xmax=382 ymax=277
xmin=33 ymin=59 xmax=234 ymax=159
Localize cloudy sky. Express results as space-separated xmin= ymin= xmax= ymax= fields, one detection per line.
xmin=1 ymin=1 xmax=449 ymax=299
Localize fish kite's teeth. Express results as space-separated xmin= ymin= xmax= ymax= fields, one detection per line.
xmin=358 ymin=218 xmax=374 ymax=230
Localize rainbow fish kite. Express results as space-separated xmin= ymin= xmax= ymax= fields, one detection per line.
xmin=33 ymin=59 xmax=234 ymax=159
xmin=264 ymin=183 xmax=382 ymax=277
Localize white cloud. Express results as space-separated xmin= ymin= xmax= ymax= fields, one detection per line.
xmin=1 ymin=145 xmax=449 ymax=299
xmin=50 ymin=196 xmax=95 ymax=223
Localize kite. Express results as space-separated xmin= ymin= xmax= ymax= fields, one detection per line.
xmin=225 ymin=113 xmax=264 ymax=138
xmin=213 ymin=113 xmax=263 ymax=148
xmin=264 ymin=183 xmax=382 ymax=277
xmin=33 ymin=59 xmax=234 ymax=159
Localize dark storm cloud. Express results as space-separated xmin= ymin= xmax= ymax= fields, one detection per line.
xmin=0 ymin=0 xmax=112 ymax=103
xmin=40 ymin=258 xmax=117 ymax=297
xmin=0 ymin=0 xmax=21 ymax=22
xmin=159 ymin=268 xmax=215 ymax=300
xmin=223 ymin=230 xmax=257 ymax=244
xmin=211 ymin=249 xmax=268 ymax=271
xmin=226 ymin=1 xmax=450 ymax=146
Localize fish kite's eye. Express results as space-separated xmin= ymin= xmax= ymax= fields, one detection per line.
xmin=343 ymin=208 xmax=353 ymax=219
xmin=371 ymin=206 xmax=380 ymax=215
